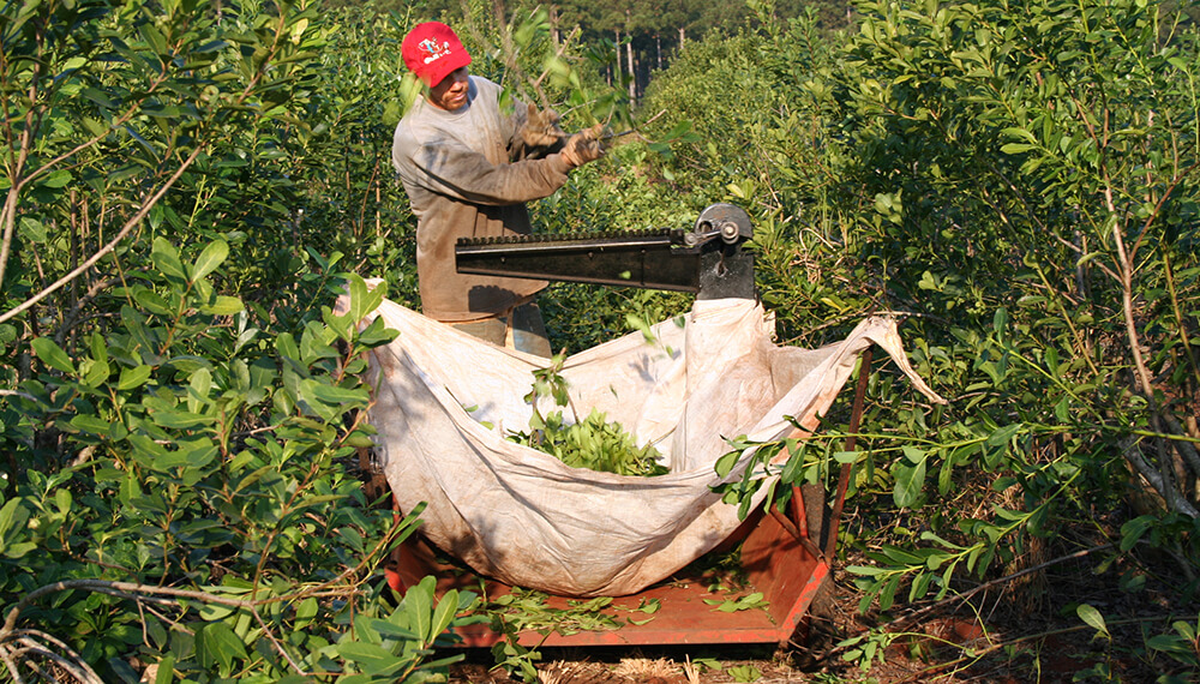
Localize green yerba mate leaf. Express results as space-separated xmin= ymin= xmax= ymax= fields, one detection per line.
xmin=31 ymin=338 xmax=75 ymax=374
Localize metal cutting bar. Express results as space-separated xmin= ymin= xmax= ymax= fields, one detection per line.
xmin=455 ymin=204 xmax=757 ymax=300
xmin=457 ymin=231 xmax=705 ymax=292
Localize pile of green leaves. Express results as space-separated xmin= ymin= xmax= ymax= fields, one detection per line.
xmin=486 ymin=590 xmax=662 ymax=681
xmin=506 ymin=354 xmax=668 ymax=477
xmin=489 ymin=590 xmax=625 ymax=636
xmin=513 ymin=407 xmax=669 ymax=477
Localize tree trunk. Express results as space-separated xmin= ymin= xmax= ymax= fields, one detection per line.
xmin=626 ymin=38 xmax=635 ymax=103
xmin=614 ymin=28 xmax=621 ymax=84
xmin=625 ymin=10 xmax=636 ymax=104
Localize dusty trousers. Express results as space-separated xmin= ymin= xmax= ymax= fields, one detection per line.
xmin=445 ymin=301 xmax=551 ymax=357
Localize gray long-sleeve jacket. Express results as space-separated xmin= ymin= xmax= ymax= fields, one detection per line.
xmin=392 ymin=76 xmax=572 ymax=321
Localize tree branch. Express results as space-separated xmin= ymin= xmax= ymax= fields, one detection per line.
xmin=0 ymin=143 xmax=206 ymax=326
xmin=1122 ymin=437 xmax=1199 ymax=517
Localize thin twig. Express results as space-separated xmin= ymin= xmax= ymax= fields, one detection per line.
xmin=812 ymin=543 xmax=1114 ymax=662
xmin=894 ymin=614 xmax=1186 ymax=683
xmin=640 ymin=108 xmax=668 ymax=127
xmin=252 ymin=607 xmax=310 ymax=676
xmin=893 ymin=543 xmax=1113 ymax=630
xmin=54 ymin=277 xmax=120 ymax=345
xmin=3 ymin=580 xmax=251 ymax=636
xmin=0 ymin=630 xmax=105 ymax=684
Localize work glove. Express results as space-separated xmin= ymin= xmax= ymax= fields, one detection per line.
xmin=522 ymin=105 xmax=566 ymax=148
xmin=560 ymin=124 xmax=605 ymax=169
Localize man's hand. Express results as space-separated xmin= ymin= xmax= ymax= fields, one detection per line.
xmin=522 ymin=105 xmax=566 ymax=147
xmin=561 ymin=125 xmax=605 ymax=168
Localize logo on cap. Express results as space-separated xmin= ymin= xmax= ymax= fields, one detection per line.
xmin=418 ymin=38 xmax=451 ymax=65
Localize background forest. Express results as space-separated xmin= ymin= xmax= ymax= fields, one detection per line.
xmin=1 ymin=0 xmax=1198 ymax=681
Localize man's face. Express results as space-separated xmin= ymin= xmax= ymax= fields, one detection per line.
xmin=429 ymin=67 xmax=470 ymax=111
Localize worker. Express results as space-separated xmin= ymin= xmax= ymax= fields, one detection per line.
xmin=391 ymin=21 xmax=604 ymax=357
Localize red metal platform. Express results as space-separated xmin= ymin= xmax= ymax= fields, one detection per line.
xmin=385 ymin=488 xmax=830 ymax=648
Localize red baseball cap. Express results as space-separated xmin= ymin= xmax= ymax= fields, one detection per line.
xmin=402 ymin=22 xmax=472 ymax=88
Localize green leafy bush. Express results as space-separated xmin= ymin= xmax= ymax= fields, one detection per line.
xmin=0 ymin=1 xmax=475 ymax=680
xmin=646 ymin=0 xmax=1200 ymax=626
xmin=0 ymin=235 xmax=474 ymax=680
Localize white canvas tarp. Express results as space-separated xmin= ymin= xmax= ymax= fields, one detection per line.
xmin=354 ymin=293 xmax=945 ymax=597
